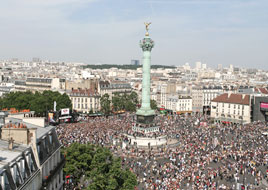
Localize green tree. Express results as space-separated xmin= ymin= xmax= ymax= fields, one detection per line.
xmin=150 ymin=99 xmax=157 ymax=110
xmin=56 ymin=93 xmax=72 ymax=110
xmin=100 ymin=93 xmax=111 ymax=115
xmin=111 ymin=92 xmax=138 ymax=113
xmin=63 ymin=143 xmax=137 ymax=190
xmin=63 ymin=143 xmax=95 ymax=184
xmin=125 ymin=92 xmax=138 ymax=112
xmin=128 ymin=92 xmax=138 ymax=105
xmin=0 ymin=90 xmax=72 ymax=116
xmin=112 ymin=93 xmax=122 ymax=111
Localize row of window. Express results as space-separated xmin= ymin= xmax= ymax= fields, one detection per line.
xmin=179 ymin=99 xmax=191 ymax=102
xmin=37 ymin=130 xmax=60 ymax=165
xmin=167 ymin=99 xmax=191 ymax=103
xmin=216 ymin=113 xmax=244 ymax=119
xmin=73 ymin=103 xmax=99 ymax=110
xmin=0 ymin=150 xmax=37 ymax=190
xmin=216 ymin=103 xmax=245 ymax=110
xmin=216 ymin=109 xmax=245 ymax=116
xmin=71 ymin=97 xmax=98 ymax=103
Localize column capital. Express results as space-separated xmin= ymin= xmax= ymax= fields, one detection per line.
xmin=140 ymin=37 xmax=154 ymax=52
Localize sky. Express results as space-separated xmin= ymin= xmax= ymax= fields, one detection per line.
xmin=0 ymin=0 xmax=268 ymax=69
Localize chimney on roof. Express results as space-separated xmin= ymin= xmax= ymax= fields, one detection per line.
xmin=242 ymin=94 xmax=246 ymax=99
xmin=227 ymin=91 xmax=232 ymax=98
xmin=8 ymin=137 xmax=14 ymax=150
xmin=28 ymin=128 xmax=37 ymax=145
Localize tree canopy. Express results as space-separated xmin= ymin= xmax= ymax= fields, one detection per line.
xmin=150 ymin=99 xmax=158 ymax=110
xmin=0 ymin=90 xmax=72 ymax=116
xmin=100 ymin=93 xmax=111 ymax=115
xmin=63 ymin=143 xmax=137 ymax=190
xmin=112 ymin=92 xmax=138 ymax=112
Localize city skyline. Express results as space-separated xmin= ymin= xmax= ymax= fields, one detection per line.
xmin=0 ymin=0 xmax=268 ymax=69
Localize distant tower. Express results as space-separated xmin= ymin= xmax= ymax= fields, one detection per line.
xmin=135 ymin=22 xmax=157 ymax=128
xmin=229 ymin=64 xmax=234 ymax=72
xmin=202 ymin=63 xmax=207 ymax=70
xmin=195 ymin=62 xmax=202 ymax=70
xmin=131 ymin=60 xmax=140 ymax=66
xmin=217 ymin=64 xmax=222 ymax=70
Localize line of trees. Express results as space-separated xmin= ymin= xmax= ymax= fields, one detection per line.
xmin=83 ymin=64 xmax=176 ymax=70
xmin=0 ymin=91 xmax=72 ymax=116
xmin=112 ymin=92 xmax=138 ymax=112
xmin=100 ymin=92 xmax=138 ymax=115
xmin=63 ymin=143 xmax=137 ymax=190
xmin=100 ymin=92 xmax=158 ymax=115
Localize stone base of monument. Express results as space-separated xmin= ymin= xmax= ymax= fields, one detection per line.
xmin=124 ymin=134 xmax=167 ymax=148
xmin=132 ymin=125 xmax=159 ymax=133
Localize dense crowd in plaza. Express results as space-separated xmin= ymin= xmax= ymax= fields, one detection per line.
xmin=56 ymin=113 xmax=268 ymax=190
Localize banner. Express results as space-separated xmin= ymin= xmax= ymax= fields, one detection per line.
xmin=61 ymin=108 xmax=70 ymax=115
xmin=260 ymin=102 xmax=268 ymax=109
xmin=48 ymin=112 xmax=55 ymax=123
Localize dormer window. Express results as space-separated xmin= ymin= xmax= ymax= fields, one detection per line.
xmin=26 ymin=153 xmax=35 ymax=173
xmin=10 ymin=163 xmax=22 ymax=187
xmin=0 ymin=171 xmax=11 ymax=190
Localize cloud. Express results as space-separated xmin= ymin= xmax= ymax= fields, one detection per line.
xmin=9 ymin=0 xmax=97 ymax=6
xmin=0 ymin=0 xmax=267 ymax=69
xmin=0 ymin=0 xmax=98 ymax=22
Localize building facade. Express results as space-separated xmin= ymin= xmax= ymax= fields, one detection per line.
xmin=14 ymin=78 xmax=66 ymax=92
xmin=166 ymin=95 xmax=192 ymax=114
xmin=0 ymin=113 xmax=64 ymax=190
xmin=191 ymin=87 xmax=203 ymax=113
xmin=202 ymin=86 xmax=223 ymax=114
xmin=211 ymin=93 xmax=251 ymax=124
xmin=99 ymin=81 xmax=132 ymax=98
xmin=69 ymin=89 xmax=101 ymax=113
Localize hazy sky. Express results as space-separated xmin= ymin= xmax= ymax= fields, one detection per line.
xmin=0 ymin=0 xmax=268 ymax=69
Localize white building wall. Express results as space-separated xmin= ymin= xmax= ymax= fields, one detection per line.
xmin=211 ymin=101 xmax=251 ymax=123
xmin=71 ymin=96 xmax=100 ymax=113
xmin=176 ymin=98 xmax=192 ymax=112
xmin=192 ymin=88 xmax=203 ymax=112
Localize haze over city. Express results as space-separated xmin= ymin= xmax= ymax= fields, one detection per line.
xmin=0 ymin=0 xmax=268 ymax=69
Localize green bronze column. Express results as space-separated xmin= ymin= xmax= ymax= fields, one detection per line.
xmin=136 ymin=23 xmax=155 ymax=124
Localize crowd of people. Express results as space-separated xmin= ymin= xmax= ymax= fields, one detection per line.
xmin=56 ymin=113 xmax=268 ymax=189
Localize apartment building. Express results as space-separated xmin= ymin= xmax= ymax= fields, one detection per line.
xmin=191 ymin=87 xmax=203 ymax=113
xmin=203 ymin=86 xmax=224 ymax=114
xmin=191 ymin=86 xmax=224 ymax=114
xmin=14 ymin=78 xmax=66 ymax=92
xmin=69 ymin=89 xmax=101 ymax=113
xmin=0 ymin=84 xmax=13 ymax=97
xmin=166 ymin=95 xmax=192 ymax=114
xmin=65 ymin=78 xmax=99 ymax=92
xmin=211 ymin=93 xmax=251 ymax=124
xmin=0 ymin=112 xmax=64 ymax=190
xmin=99 ymin=81 xmax=132 ymax=97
